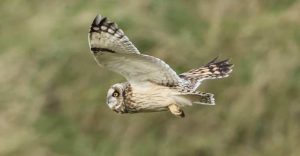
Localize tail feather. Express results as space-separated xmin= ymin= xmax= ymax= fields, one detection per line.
xmin=179 ymin=57 xmax=233 ymax=90
xmin=193 ymin=92 xmax=215 ymax=105
xmin=174 ymin=92 xmax=215 ymax=106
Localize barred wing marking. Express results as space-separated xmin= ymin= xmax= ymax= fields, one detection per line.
xmin=88 ymin=15 xmax=180 ymax=86
xmin=180 ymin=57 xmax=233 ymax=90
xmin=88 ymin=15 xmax=140 ymax=54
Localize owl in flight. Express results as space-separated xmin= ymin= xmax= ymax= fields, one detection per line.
xmin=88 ymin=15 xmax=233 ymax=117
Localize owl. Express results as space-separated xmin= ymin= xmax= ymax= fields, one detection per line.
xmin=88 ymin=15 xmax=233 ymax=117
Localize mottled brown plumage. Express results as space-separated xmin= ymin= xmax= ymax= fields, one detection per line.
xmin=88 ymin=15 xmax=233 ymax=117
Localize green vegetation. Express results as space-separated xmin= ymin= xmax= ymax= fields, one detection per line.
xmin=1 ymin=0 xmax=300 ymax=155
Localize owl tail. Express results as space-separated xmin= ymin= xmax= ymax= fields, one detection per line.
xmin=175 ymin=92 xmax=215 ymax=105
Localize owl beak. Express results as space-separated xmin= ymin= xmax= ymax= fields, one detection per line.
xmin=111 ymin=105 xmax=126 ymax=114
xmin=110 ymin=105 xmax=119 ymax=113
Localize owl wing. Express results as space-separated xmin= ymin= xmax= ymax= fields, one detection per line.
xmin=88 ymin=15 xmax=140 ymax=54
xmin=88 ymin=15 xmax=181 ymax=86
xmin=93 ymin=51 xmax=181 ymax=86
xmin=179 ymin=57 xmax=233 ymax=90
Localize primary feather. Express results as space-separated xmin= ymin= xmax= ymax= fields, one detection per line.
xmin=179 ymin=57 xmax=233 ymax=90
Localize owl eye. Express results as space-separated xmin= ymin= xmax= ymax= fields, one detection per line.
xmin=112 ymin=91 xmax=120 ymax=97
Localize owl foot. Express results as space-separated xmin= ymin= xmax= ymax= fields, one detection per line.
xmin=168 ymin=104 xmax=185 ymax=118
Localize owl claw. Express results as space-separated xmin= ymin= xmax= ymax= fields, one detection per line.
xmin=168 ymin=104 xmax=185 ymax=118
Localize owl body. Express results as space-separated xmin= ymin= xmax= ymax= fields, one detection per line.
xmin=88 ymin=15 xmax=233 ymax=117
xmin=107 ymin=81 xmax=217 ymax=118
xmin=130 ymin=83 xmax=174 ymax=111
xmin=108 ymin=82 xmax=181 ymax=113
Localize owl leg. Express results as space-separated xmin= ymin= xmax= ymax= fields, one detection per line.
xmin=168 ymin=104 xmax=185 ymax=118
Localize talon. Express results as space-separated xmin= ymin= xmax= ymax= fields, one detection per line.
xmin=168 ymin=104 xmax=185 ymax=118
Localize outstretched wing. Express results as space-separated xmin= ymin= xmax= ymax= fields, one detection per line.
xmin=88 ymin=15 xmax=181 ymax=86
xmin=93 ymin=51 xmax=181 ymax=86
xmin=88 ymin=15 xmax=140 ymax=54
xmin=179 ymin=57 xmax=233 ymax=90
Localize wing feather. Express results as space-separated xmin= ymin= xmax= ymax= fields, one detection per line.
xmin=88 ymin=15 xmax=181 ymax=86
xmin=88 ymin=15 xmax=140 ymax=54
xmin=93 ymin=52 xmax=181 ymax=86
xmin=179 ymin=57 xmax=233 ymax=90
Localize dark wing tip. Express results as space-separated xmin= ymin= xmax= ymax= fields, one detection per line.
xmin=207 ymin=56 xmax=219 ymax=65
xmin=205 ymin=57 xmax=234 ymax=74
xmin=207 ymin=57 xmax=233 ymax=66
xmin=89 ymin=14 xmax=124 ymax=38
xmin=206 ymin=56 xmax=232 ymax=67
xmin=92 ymin=14 xmax=101 ymax=26
xmin=91 ymin=15 xmax=107 ymax=26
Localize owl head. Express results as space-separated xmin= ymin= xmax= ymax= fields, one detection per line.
xmin=107 ymin=83 xmax=127 ymax=113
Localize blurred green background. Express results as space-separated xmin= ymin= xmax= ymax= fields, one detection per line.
xmin=1 ymin=0 xmax=300 ymax=156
